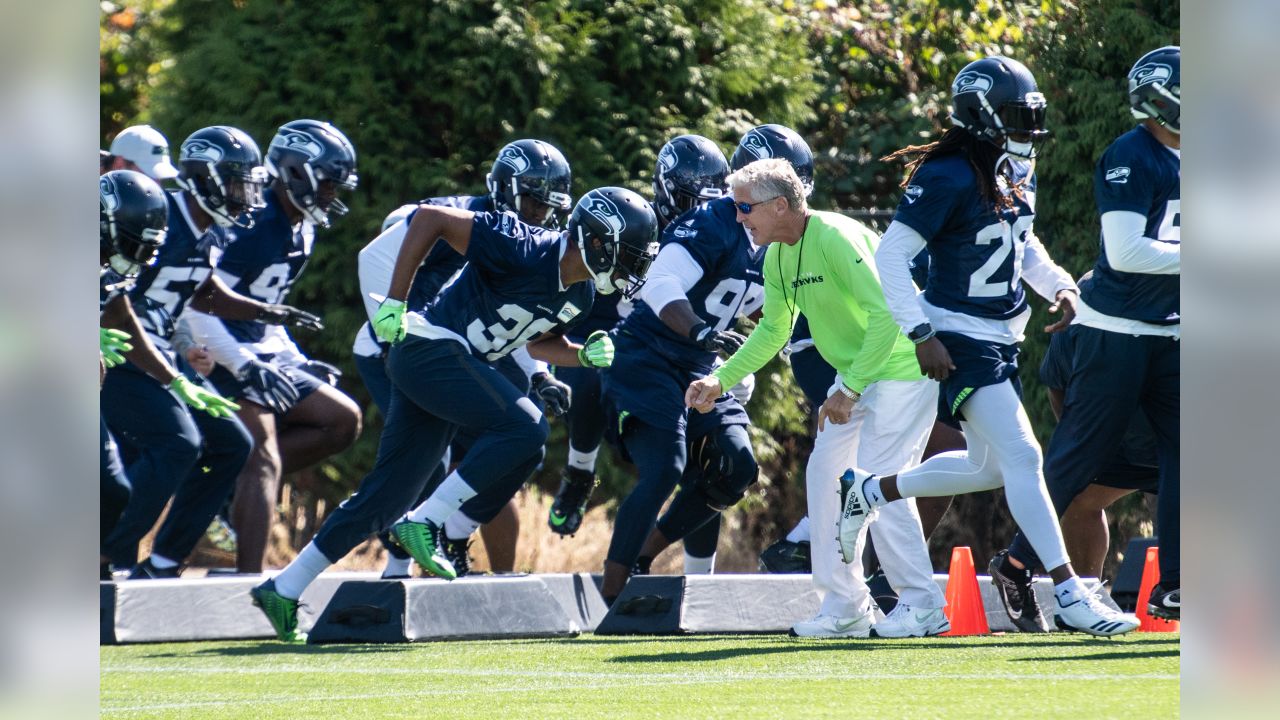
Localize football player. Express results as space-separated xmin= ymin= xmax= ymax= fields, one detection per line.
xmin=353 ymin=139 xmax=573 ymax=576
xmin=102 ymin=125 xmax=314 ymax=578
xmin=251 ymin=187 xmax=657 ymax=641
xmin=837 ymin=57 xmax=1140 ymax=635
xmin=98 ymin=170 xmax=239 ymax=578
xmin=184 ymin=119 xmax=362 ymax=574
xmin=995 ymin=47 xmax=1181 ymax=623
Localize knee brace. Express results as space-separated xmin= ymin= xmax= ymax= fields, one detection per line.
xmin=690 ymin=431 xmax=758 ymax=512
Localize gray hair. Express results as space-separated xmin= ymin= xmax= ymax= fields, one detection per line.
xmin=726 ymin=158 xmax=807 ymax=211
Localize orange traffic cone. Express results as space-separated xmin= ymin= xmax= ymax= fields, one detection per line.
xmin=1135 ymin=546 xmax=1179 ymax=632
xmin=941 ymin=546 xmax=990 ymax=636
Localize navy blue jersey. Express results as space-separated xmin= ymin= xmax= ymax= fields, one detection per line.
xmin=213 ymin=192 xmax=313 ymax=344
xmin=1084 ymin=125 xmax=1180 ymax=325
xmin=404 ymin=195 xmax=491 ymax=312
xmin=419 ymin=211 xmax=594 ymax=361
xmin=621 ymin=197 xmax=765 ymax=373
xmin=893 ymin=154 xmax=1037 ymax=320
xmin=99 ymin=267 xmax=132 ymax=310
xmin=566 ymin=292 xmax=624 ymax=342
xmin=128 ymin=191 xmax=226 ymax=350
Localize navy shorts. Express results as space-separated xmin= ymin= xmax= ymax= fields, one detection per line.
xmin=207 ymin=353 xmax=324 ymax=416
xmin=935 ymin=331 xmax=1021 ymax=424
xmin=788 ymin=346 xmax=837 ymax=410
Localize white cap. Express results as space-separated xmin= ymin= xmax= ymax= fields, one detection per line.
xmin=109 ymin=125 xmax=180 ymax=180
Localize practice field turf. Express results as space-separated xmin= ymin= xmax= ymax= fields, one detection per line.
xmin=101 ymin=633 xmax=1180 ymax=719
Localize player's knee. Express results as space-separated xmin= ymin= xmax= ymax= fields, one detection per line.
xmin=693 ymin=434 xmax=759 ymax=511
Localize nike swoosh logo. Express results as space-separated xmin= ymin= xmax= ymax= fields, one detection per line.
xmin=832 ymin=619 xmax=861 ymax=631
xmin=549 ymin=512 xmax=569 ymax=527
xmin=856 ymin=258 xmax=863 ymax=263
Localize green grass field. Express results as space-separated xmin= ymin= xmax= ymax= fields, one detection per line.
xmin=101 ymin=633 xmax=1179 ymax=719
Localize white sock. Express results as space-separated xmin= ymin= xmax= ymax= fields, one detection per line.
xmin=567 ymin=447 xmax=599 ymax=473
xmin=785 ymin=516 xmax=811 ymax=544
xmin=863 ymin=476 xmax=886 ymax=507
xmin=444 ymin=511 xmax=482 ymax=541
xmin=382 ymin=554 xmax=412 ymax=578
xmin=149 ymin=553 xmax=179 ymax=569
xmin=684 ymin=551 xmax=716 ymax=575
xmin=273 ymin=542 xmax=331 ymax=600
xmin=1054 ymin=575 xmax=1088 ymax=606
xmin=407 ymin=470 xmax=478 ymax=526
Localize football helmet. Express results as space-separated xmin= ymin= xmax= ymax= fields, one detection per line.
xmin=266 ymin=119 xmax=359 ymax=227
xmin=1129 ymin=46 xmax=1180 ymax=134
xmin=949 ymin=56 xmax=1049 ymax=159
xmin=567 ymin=187 xmax=659 ymax=298
xmin=100 ymin=169 xmax=168 ymax=276
xmin=486 ymin=139 xmax=572 ymax=227
xmin=653 ymin=134 xmax=729 ymax=227
xmin=175 ymin=125 xmax=268 ymax=228
xmin=730 ymin=124 xmax=815 ymax=196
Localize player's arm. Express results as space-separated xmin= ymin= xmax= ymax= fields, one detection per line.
xmin=527 ymin=331 xmax=614 ymax=369
xmin=187 ymin=272 xmax=322 ymax=330
xmin=1021 ymin=229 xmax=1079 ymax=333
xmin=643 ymin=244 xmax=705 ymax=337
xmin=876 ymin=220 xmax=954 ymax=380
xmin=101 ymin=293 xmax=181 ymax=385
xmin=387 ymin=205 xmax=474 ymax=302
xmin=1100 ymin=210 xmax=1179 ymax=274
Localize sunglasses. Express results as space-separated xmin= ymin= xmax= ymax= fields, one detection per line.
xmin=734 ymin=196 xmax=778 ymax=215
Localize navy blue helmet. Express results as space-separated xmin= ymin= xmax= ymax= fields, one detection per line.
xmin=730 ymin=124 xmax=814 ymax=196
xmin=567 ymin=187 xmax=659 ymax=299
xmin=653 ymin=134 xmax=730 ymax=227
xmin=100 ymin=169 xmax=168 ymax=276
xmin=486 ymin=139 xmax=573 ymax=227
xmin=266 ymin=119 xmax=359 ymax=227
xmin=176 ymin=125 xmax=268 ymax=228
xmin=1129 ymin=46 xmax=1180 ymax=134
xmin=948 ymin=56 xmax=1049 ymax=159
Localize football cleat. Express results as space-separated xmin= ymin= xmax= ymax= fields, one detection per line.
xmin=988 ymin=550 xmax=1050 ymax=633
xmin=1147 ymin=583 xmax=1180 ymax=621
xmin=870 ymin=603 xmax=951 ymax=638
xmin=1054 ymin=583 xmax=1140 ymax=637
xmin=790 ymin=611 xmax=875 ymax=639
xmin=548 ymin=467 xmax=598 ymax=536
xmin=389 ymin=519 xmax=457 ymax=580
xmin=759 ymin=539 xmax=811 ymax=573
xmin=127 ymin=557 xmax=182 ymax=580
xmin=443 ymin=535 xmax=473 ymax=579
xmin=250 ymin=579 xmax=303 ymax=643
xmin=837 ymin=468 xmax=878 ymax=563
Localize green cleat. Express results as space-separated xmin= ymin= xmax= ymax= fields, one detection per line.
xmin=389 ymin=519 xmax=457 ymax=580
xmin=250 ymin=579 xmax=304 ymax=642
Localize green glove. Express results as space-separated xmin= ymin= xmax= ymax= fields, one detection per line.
xmin=170 ymin=376 xmax=241 ymax=418
xmin=577 ymin=330 xmax=615 ymax=369
xmin=373 ymin=298 xmax=408 ymax=344
xmin=100 ymin=328 xmax=133 ymax=368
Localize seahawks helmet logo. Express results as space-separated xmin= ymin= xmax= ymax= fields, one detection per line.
xmin=741 ymin=130 xmax=774 ymax=160
xmin=271 ymin=130 xmax=324 ymax=161
xmin=182 ymin=138 xmax=224 ymax=163
xmin=99 ymin=175 xmax=122 ymax=214
xmin=1130 ymin=63 xmax=1172 ymax=88
xmin=497 ymin=145 xmax=532 ymax=175
xmin=952 ymin=72 xmax=994 ymax=95
xmin=584 ymin=195 xmax=626 ymax=236
xmin=657 ymin=145 xmax=678 ymax=174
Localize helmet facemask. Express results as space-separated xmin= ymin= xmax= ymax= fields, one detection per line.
xmin=182 ymin=163 xmax=268 ymax=229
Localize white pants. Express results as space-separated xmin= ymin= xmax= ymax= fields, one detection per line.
xmin=807 ymin=378 xmax=945 ymax=617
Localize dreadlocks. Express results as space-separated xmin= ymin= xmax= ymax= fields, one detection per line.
xmin=882 ymin=127 xmax=1025 ymax=212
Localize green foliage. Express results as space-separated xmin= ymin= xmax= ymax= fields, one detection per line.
xmin=100 ymin=0 xmax=175 ymax=143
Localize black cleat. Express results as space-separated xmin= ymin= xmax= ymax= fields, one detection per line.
xmin=548 ymin=467 xmax=598 ymax=536
xmin=759 ymin=539 xmax=811 ymax=574
xmin=443 ymin=535 xmax=472 ymax=578
xmin=128 ymin=557 xmax=182 ymax=580
xmin=988 ymin=550 xmax=1049 ymax=633
xmin=1147 ymin=583 xmax=1180 ymax=621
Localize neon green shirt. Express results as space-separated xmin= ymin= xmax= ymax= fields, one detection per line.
xmin=712 ymin=211 xmax=923 ymax=394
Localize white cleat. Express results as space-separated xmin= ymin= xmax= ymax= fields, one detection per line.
xmin=1054 ymin=588 xmax=1140 ymax=637
xmin=837 ymin=468 xmax=878 ymax=563
xmin=870 ymin=603 xmax=951 ymax=638
xmin=790 ymin=611 xmax=875 ymax=639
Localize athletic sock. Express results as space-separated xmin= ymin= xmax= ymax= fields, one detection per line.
xmin=149 ymin=553 xmax=179 ymax=569
xmin=1053 ymin=575 xmax=1089 ymax=607
xmin=273 ymin=542 xmax=331 ymax=600
xmin=444 ymin=511 xmax=482 ymax=542
xmin=382 ymin=555 xmax=412 ymax=578
xmin=684 ymin=551 xmax=715 ymax=575
xmin=863 ymin=476 xmax=887 ymax=507
xmin=785 ymin=516 xmax=811 ymax=544
xmin=567 ymin=447 xmax=599 ymax=473
xmin=407 ymin=470 xmax=478 ymax=526
xmin=633 ymin=555 xmax=653 ymax=575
